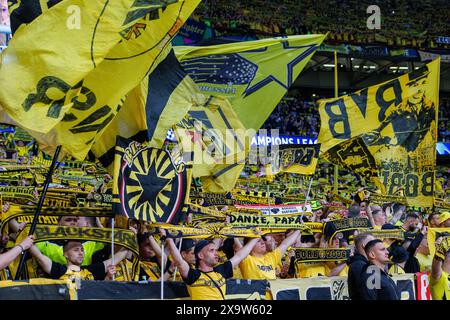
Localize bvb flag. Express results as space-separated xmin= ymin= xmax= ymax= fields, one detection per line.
xmin=269 ymin=144 xmax=320 ymax=176
xmin=318 ymin=59 xmax=440 ymax=207
xmin=174 ymin=34 xmax=326 ymax=130
xmin=0 ymin=0 xmax=200 ymax=160
xmin=112 ymin=136 xmax=191 ymax=224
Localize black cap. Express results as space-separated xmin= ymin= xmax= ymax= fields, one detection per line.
xmin=194 ymin=240 xmax=212 ymax=258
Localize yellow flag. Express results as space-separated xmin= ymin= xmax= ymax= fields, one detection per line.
xmin=318 ymin=59 xmax=440 ymax=207
xmin=0 ymin=0 xmax=200 ymax=160
xmin=427 ymin=228 xmax=450 ymax=257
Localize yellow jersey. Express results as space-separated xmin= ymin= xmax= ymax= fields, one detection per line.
xmin=416 ymin=253 xmax=433 ymax=273
xmin=388 ymin=264 xmax=406 ymax=276
xmin=139 ymin=260 xmax=161 ymax=281
xmin=114 ymin=259 xmax=139 ymax=282
xmin=295 ymin=262 xmax=327 ymax=278
xmin=430 ymin=271 xmax=450 ymax=300
xmin=239 ymin=248 xmax=281 ymax=280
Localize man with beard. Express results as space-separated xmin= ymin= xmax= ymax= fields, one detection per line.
xmin=166 ymin=237 xmax=259 ymax=300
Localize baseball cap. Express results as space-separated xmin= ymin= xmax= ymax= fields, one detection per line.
xmin=439 ymin=211 xmax=450 ymax=225
xmin=194 ymin=240 xmax=212 ymax=257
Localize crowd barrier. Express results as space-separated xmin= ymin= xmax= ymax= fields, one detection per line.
xmin=0 ymin=274 xmax=431 ymax=300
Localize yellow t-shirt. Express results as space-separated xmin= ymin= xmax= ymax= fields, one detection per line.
xmin=239 ymin=248 xmax=281 ymax=280
xmin=416 ymin=253 xmax=433 ymax=273
xmin=295 ymin=262 xmax=327 ymax=278
xmin=325 ymin=262 xmax=349 ymax=277
xmin=430 ymin=271 xmax=450 ymax=300
xmin=139 ymin=260 xmax=160 ymax=281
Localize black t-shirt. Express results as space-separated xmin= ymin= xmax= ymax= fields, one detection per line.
xmin=183 ymin=261 xmax=233 ymax=285
xmin=50 ymin=262 xmax=106 ymax=280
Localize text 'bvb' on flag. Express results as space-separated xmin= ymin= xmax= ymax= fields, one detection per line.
xmin=317 ymin=58 xmax=440 ymax=207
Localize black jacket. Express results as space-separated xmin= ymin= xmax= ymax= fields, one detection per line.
xmin=347 ymin=253 xmax=369 ymax=300
xmin=404 ymin=232 xmax=424 ymax=273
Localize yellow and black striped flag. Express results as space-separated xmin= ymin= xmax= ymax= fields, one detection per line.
xmin=112 ymin=136 xmax=192 ymax=224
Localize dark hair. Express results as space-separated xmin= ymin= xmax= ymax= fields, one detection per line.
xmin=137 ymin=232 xmax=150 ymax=246
xmin=220 ymin=238 xmax=235 ymax=260
xmin=364 ymin=239 xmax=383 ymax=256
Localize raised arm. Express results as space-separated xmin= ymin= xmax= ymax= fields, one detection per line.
xmin=431 ymin=237 xmax=444 ymax=282
xmin=0 ymin=235 xmax=34 ymax=270
xmin=102 ymin=247 xmax=129 ymax=270
xmin=230 ymin=238 xmax=259 ymax=269
xmin=389 ymin=204 xmax=405 ymax=225
xmin=165 ymin=238 xmax=190 ymax=279
xmin=366 ymin=205 xmax=376 ymax=228
xmin=278 ymin=230 xmax=301 ymax=256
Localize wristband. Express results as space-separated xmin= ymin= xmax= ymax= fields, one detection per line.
xmin=17 ymin=244 xmax=25 ymax=253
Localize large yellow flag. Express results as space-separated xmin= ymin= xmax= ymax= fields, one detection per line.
xmin=0 ymin=0 xmax=200 ymax=160
xmin=318 ymin=59 xmax=440 ymax=207
xmin=174 ymin=34 xmax=326 ymax=130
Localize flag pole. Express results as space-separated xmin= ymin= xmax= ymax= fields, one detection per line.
xmin=15 ymin=145 xmax=62 ymax=280
xmin=173 ymin=238 xmax=183 ymax=281
xmin=300 ymin=177 xmax=314 ymax=221
xmin=333 ymin=51 xmax=339 ymax=194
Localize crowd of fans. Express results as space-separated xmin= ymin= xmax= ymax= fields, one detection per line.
xmin=0 ymin=128 xmax=448 ymax=300
xmin=193 ymin=0 xmax=449 ymax=48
